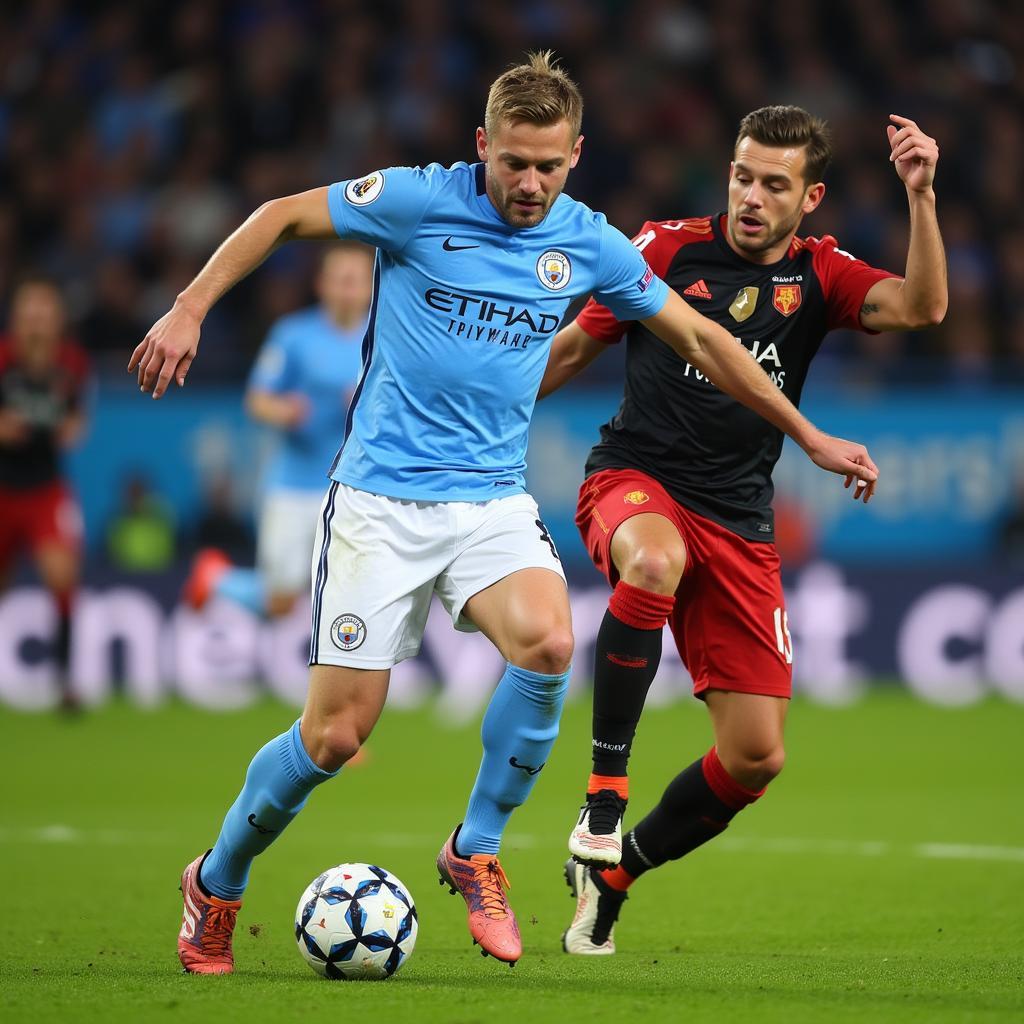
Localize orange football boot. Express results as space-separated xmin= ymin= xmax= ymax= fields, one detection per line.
xmin=182 ymin=549 xmax=231 ymax=611
xmin=436 ymin=828 xmax=521 ymax=965
xmin=178 ymin=852 xmax=241 ymax=974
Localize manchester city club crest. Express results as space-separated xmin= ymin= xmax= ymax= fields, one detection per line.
xmin=344 ymin=172 xmax=385 ymax=206
xmin=536 ymin=250 xmax=572 ymax=290
xmin=330 ymin=614 xmax=367 ymax=651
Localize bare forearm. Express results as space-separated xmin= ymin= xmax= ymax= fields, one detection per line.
xmin=644 ymin=293 xmax=817 ymax=450
xmin=538 ymin=323 xmax=606 ymax=399
xmin=175 ymin=188 xmax=334 ymax=322
xmin=246 ymin=390 xmax=301 ymax=428
xmin=900 ymin=189 xmax=947 ymax=325
xmin=538 ymin=350 xmax=589 ymax=398
xmin=687 ymin=322 xmax=816 ymax=448
xmin=176 ymin=202 xmax=296 ymax=321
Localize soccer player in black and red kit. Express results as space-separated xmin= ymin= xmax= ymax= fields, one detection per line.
xmin=0 ymin=279 xmax=90 ymax=709
xmin=541 ymin=107 xmax=947 ymax=954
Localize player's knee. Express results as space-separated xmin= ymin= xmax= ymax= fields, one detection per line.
xmin=721 ymin=743 xmax=785 ymax=791
xmin=305 ymin=717 xmax=365 ymax=773
xmin=517 ymin=625 xmax=574 ymax=675
xmin=619 ymin=544 xmax=685 ymax=594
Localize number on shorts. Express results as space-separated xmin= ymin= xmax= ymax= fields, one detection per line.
xmin=535 ymin=519 xmax=560 ymax=562
xmin=773 ymin=607 xmax=793 ymax=664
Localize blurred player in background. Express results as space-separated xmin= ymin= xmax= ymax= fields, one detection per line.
xmin=0 ymin=279 xmax=91 ymax=710
xmin=541 ymin=107 xmax=946 ymax=954
xmin=184 ymin=243 xmax=373 ymax=619
xmin=130 ymin=57 xmax=878 ymax=974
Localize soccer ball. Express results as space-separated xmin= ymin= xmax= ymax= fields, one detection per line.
xmin=294 ymin=863 xmax=418 ymax=980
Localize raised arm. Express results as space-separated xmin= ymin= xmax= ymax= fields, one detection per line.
xmin=538 ymin=319 xmax=609 ymax=399
xmin=128 ymin=187 xmax=336 ymax=399
xmin=859 ymin=114 xmax=947 ymax=332
xmin=643 ymin=289 xmax=878 ymax=500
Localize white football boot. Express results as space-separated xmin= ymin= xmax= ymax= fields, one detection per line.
xmin=568 ymin=788 xmax=627 ymax=865
xmin=562 ymin=859 xmax=627 ymax=955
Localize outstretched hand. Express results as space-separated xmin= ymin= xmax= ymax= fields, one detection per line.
xmin=127 ymin=303 xmax=201 ymax=399
xmin=802 ymin=429 xmax=878 ymax=503
xmin=887 ymin=114 xmax=938 ymax=193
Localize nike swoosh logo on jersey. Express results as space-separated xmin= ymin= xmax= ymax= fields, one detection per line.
xmin=442 ymin=236 xmax=479 ymax=251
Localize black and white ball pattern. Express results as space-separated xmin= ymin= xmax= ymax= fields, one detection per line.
xmin=295 ymin=863 xmax=418 ymax=980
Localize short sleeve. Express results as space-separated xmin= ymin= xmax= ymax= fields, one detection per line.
xmin=812 ymin=237 xmax=900 ymax=332
xmin=591 ymin=222 xmax=669 ymax=324
xmin=248 ymin=321 xmax=294 ymax=394
xmin=327 ymin=165 xmax=441 ymax=252
xmin=575 ymin=296 xmax=627 ymax=343
xmin=577 ymin=220 xmax=676 ymax=343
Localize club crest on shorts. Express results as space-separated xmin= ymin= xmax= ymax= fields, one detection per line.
xmin=344 ymin=172 xmax=384 ymax=206
xmin=537 ymin=250 xmax=571 ymax=290
xmin=773 ymin=283 xmax=802 ymax=316
xmin=623 ymin=490 xmax=650 ymax=505
xmin=330 ymin=614 xmax=367 ymax=651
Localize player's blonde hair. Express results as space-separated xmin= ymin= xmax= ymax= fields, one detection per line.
xmin=484 ymin=50 xmax=583 ymax=140
xmin=736 ymin=105 xmax=833 ymax=184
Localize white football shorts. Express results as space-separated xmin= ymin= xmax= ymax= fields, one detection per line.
xmin=308 ymin=482 xmax=566 ymax=668
xmin=257 ymin=488 xmax=326 ymax=594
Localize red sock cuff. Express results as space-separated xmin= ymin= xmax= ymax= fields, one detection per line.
xmin=608 ymin=581 xmax=675 ymax=630
xmin=600 ymin=865 xmax=635 ymax=892
xmin=54 ymin=590 xmax=74 ymax=617
xmin=702 ymin=747 xmax=765 ymax=811
xmin=587 ymin=773 xmax=629 ymax=799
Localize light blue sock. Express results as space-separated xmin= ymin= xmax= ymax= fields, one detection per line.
xmin=458 ymin=663 xmax=570 ymax=856
xmin=200 ymin=721 xmax=337 ymax=900
xmin=214 ymin=567 xmax=267 ymax=617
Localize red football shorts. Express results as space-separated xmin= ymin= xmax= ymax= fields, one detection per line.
xmin=576 ymin=468 xmax=792 ymax=699
xmin=0 ymin=480 xmax=83 ymax=572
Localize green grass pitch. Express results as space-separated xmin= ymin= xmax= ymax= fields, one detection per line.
xmin=2 ymin=691 xmax=1022 ymax=1023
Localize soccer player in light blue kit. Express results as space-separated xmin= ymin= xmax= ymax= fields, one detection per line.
xmin=184 ymin=243 xmax=374 ymax=620
xmin=130 ymin=53 xmax=877 ymax=972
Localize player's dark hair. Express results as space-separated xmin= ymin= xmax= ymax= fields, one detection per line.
xmin=485 ymin=50 xmax=583 ymax=140
xmin=735 ymin=106 xmax=832 ymax=184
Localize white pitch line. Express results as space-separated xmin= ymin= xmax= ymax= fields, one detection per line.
xmin=915 ymin=842 xmax=1024 ymax=863
xmin=718 ymin=836 xmax=893 ymax=857
xmin=0 ymin=827 xmax=1022 ymax=864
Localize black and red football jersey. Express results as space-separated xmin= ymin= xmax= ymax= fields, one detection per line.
xmin=578 ymin=214 xmax=898 ymax=542
xmin=0 ymin=337 xmax=90 ymax=488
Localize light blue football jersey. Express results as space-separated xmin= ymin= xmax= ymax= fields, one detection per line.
xmin=248 ymin=306 xmax=366 ymax=492
xmin=327 ymin=162 xmax=668 ymax=501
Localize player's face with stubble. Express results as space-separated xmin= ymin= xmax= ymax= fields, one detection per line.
xmin=477 ymin=119 xmax=583 ymax=228
xmin=726 ymin=138 xmax=823 ymax=263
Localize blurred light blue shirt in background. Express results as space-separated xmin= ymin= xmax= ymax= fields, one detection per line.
xmin=247 ymin=306 xmax=365 ymax=493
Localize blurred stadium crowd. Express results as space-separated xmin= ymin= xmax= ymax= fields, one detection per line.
xmin=2 ymin=0 xmax=1023 ymax=388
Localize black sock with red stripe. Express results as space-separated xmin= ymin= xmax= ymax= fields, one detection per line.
xmin=610 ymin=747 xmax=764 ymax=886
xmin=590 ymin=581 xmax=675 ymax=781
